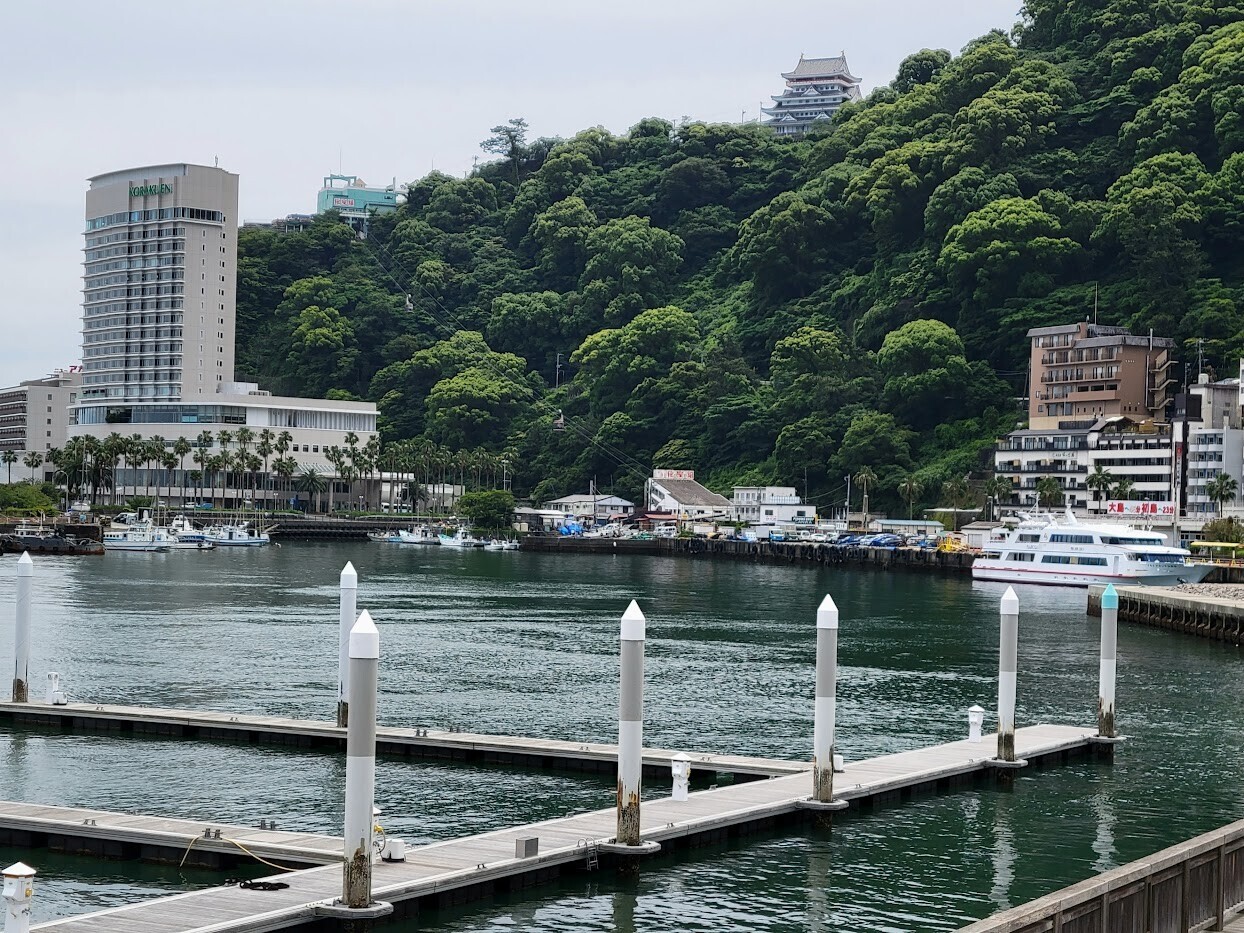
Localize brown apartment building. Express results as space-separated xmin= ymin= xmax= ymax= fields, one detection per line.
xmin=1027 ymin=323 xmax=1177 ymax=429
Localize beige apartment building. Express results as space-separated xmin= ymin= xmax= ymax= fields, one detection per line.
xmin=1028 ymin=322 xmax=1177 ymax=429
xmin=0 ymin=370 xmax=82 ymax=458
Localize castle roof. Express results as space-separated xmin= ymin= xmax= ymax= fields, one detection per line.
xmin=782 ymin=54 xmax=859 ymax=82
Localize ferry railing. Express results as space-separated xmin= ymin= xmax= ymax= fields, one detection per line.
xmin=958 ymin=817 xmax=1244 ymax=932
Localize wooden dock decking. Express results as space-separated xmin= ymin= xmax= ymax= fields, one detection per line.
xmin=27 ymin=723 xmax=1100 ymax=933
xmin=0 ymin=801 xmax=342 ymax=868
xmin=0 ymin=700 xmax=806 ymax=780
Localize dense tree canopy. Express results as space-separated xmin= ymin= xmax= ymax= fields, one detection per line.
xmin=234 ymin=0 xmax=1244 ymax=516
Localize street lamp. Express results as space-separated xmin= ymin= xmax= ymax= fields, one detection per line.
xmin=52 ymin=470 xmax=68 ymax=514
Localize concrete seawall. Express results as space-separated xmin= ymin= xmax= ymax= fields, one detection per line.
xmin=520 ymin=536 xmax=977 ymax=575
xmin=1087 ymin=584 xmax=1244 ymax=645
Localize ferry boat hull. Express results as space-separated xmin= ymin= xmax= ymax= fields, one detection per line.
xmin=971 ymin=562 xmax=1213 ymax=587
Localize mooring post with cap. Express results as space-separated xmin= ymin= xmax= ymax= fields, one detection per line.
xmin=337 ymin=561 xmax=357 ymax=728
xmin=997 ymin=586 xmax=1019 ymax=763
xmin=12 ymin=553 xmax=32 ymax=704
xmin=812 ymin=593 xmax=839 ymax=803
xmin=1098 ymin=583 xmax=1118 ymax=738
xmin=2 ymin=861 xmax=36 ymax=933
xmin=616 ymin=600 xmax=646 ymax=846
xmin=342 ymin=610 xmax=378 ymax=910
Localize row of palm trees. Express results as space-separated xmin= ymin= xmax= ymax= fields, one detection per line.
xmin=848 ymin=468 xmax=1015 ymax=528
xmin=21 ymin=430 xmax=513 ymax=515
xmin=1 ymin=449 xmax=48 ymax=485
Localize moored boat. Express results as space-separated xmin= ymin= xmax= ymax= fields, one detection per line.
xmin=204 ymin=521 xmax=270 ymax=547
xmin=1 ymin=521 xmax=104 ymax=556
xmin=971 ymin=510 xmax=1212 ymax=587
xmin=103 ymin=520 xmax=174 ymax=552
xmin=438 ymin=527 xmax=484 ymax=548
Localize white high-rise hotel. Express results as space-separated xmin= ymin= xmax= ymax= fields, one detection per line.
xmin=70 ymin=163 xmax=377 ymax=489
xmin=80 ymin=164 xmax=238 ymax=402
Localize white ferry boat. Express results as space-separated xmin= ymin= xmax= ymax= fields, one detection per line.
xmin=972 ymin=511 xmax=1212 ymax=587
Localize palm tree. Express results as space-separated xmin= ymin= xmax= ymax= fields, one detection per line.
xmin=1 ymin=450 xmax=17 ymax=484
xmin=326 ymin=446 xmax=350 ymax=512
xmin=103 ymin=432 xmax=126 ymax=504
xmin=160 ymin=452 xmax=177 ymax=508
xmin=1111 ymin=478 xmax=1135 ymax=502
xmin=853 ymin=466 xmax=878 ymax=527
xmin=1207 ymin=472 xmax=1240 ymax=517
xmin=23 ymin=450 xmax=43 ymax=483
xmin=1035 ymin=476 xmax=1064 ymax=509
xmin=256 ymin=429 xmax=274 ymax=508
xmin=274 ymin=455 xmax=298 ymax=508
xmin=1085 ymin=465 xmax=1114 ymax=514
xmin=942 ymin=475 xmax=971 ymax=530
xmin=144 ymin=437 xmax=166 ymax=499
xmin=296 ymin=465 xmax=327 ymax=513
xmin=235 ymin=427 xmax=255 ymax=502
xmin=192 ymin=447 xmax=210 ymax=504
xmin=123 ymin=437 xmax=145 ymax=502
xmin=363 ymin=434 xmax=381 ymax=508
xmin=173 ymin=437 xmax=192 ymax=506
xmin=983 ymin=476 xmax=1013 ymax=521
xmin=898 ymin=475 xmax=923 ymax=520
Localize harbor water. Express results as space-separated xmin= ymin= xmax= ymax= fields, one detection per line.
xmin=1 ymin=542 xmax=1243 ymax=930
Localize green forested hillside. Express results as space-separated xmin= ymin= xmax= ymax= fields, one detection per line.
xmin=235 ymin=0 xmax=1244 ymax=512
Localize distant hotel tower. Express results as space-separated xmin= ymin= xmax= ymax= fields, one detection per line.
xmin=762 ymin=54 xmax=862 ymax=135
xmin=80 ymin=163 xmax=239 ymax=404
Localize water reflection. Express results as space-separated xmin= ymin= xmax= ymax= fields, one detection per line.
xmin=989 ymin=791 xmax=1016 ymax=912
xmin=806 ymin=838 xmax=832 ymax=933
xmin=1091 ymin=791 xmax=1117 ymax=875
xmin=610 ymin=883 xmax=636 ymax=933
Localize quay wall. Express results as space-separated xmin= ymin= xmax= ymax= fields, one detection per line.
xmin=1087 ymin=585 xmax=1244 ymax=645
xmin=520 ymin=536 xmax=977 ymax=575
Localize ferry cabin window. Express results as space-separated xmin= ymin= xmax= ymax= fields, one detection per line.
xmin=1101 ymin=536 xmax=1163 ymax=545
xmin=1003 ymin=553 xmax=1035 ymax=562
xmin=1041 ymin=555 xmax=1108 ymax=565
xmin=1018 ymin=534 xmax=1040 ymax=542
xmin=1049 ymin=533 xmax=1095 ymax=544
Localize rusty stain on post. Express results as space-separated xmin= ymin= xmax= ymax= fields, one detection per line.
xmin=343 ymin=843 xmax=370 ymax=909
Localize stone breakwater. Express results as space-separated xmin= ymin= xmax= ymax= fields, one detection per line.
xmin=1169 ymin=582 xmax=1244 ymax=599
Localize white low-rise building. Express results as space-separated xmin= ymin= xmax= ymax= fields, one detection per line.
xmin=645 ymin=469 xmax=732 ymax=521
xmin=731 ymin=485 xmax=816 ymax=525
xmin=542 ymin=493 xmax=635 ymax=520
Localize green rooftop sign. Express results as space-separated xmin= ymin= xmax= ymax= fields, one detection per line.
xmin=129 ymin=183 xmax=172 ymax=197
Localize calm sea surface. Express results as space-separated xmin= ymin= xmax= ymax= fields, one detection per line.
xmin=1 ymin=542 xmax=1242 ymax=930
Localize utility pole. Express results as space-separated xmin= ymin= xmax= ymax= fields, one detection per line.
xmin=555 ymin=353 xmax=564 ymax=389
xmin=844 ymin=474 xmax=852 ymax=527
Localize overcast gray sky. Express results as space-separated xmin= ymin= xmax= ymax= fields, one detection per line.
xmin=0 ymin=0 xmax=1020 ymax=386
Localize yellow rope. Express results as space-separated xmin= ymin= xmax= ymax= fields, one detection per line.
xmin=177 ymin=832 xmax=304 ymax=873
xmin=221 ymin=837 xmax=303 ymax=873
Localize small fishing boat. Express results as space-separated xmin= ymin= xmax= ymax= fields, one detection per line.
xmin=438 ymin=527 xmax=483 ymax=548
xmin=164 ymin=515 xmax=217 ymax=550
xmin=483 ymin=538 xmax=520 ymax=551
xmin=204 ymin=521 xmax=270 ymax=547
xmin=103 ymin=519 xmax=174 ymax=552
